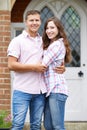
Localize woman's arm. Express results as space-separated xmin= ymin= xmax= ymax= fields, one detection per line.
xmin=42 ymin=42 xmax=65 ymax=74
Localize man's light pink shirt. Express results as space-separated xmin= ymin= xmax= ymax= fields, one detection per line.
xmin=7 ymin=30 xmax=47 ymax=94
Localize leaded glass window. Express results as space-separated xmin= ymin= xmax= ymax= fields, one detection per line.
xmin=61 ymin=6 xmax=80 ymax=67
xmin=39 ymin=6 xmax=54 ymax=35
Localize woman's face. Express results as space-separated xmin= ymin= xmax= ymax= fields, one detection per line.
xmin=46 ymin=21 xmax=58 ymax=41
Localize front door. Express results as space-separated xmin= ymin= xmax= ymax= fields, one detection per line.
xmin=11 ymin=0 xmax=87 ymax=121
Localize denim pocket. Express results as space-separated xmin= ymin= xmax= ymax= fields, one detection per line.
xmin=58 ymin=93 xmax=68 ymax=101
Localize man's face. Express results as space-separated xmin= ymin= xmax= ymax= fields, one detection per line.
xmin=25 ymin=14 xmax=41 ymax=34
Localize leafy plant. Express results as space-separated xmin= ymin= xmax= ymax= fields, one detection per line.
xmin=0 ymin=110 xmax=12 ymax=128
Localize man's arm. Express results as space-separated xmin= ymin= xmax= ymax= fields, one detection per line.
xmin=8 ymin=56 xmax=47 ymax=72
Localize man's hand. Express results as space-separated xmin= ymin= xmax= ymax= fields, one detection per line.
xmin=54 ymin=62 xmax=65 ymax=74
xmin=35 ymin=63 xmax=47 ymax=72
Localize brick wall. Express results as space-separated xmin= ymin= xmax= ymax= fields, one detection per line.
xmin=0 ymin=0 xmax=31 ymax=112
xmin=0 ymin=11 xmax=11 ymax=111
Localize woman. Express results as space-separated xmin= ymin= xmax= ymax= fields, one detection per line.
xmin=41 ymin=17 xmax=71 ymax=130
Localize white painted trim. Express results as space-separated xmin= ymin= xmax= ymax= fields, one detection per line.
xmin=11 ymin=23 xmax=25 ymax=38
xmin=23 ymin=0 xmax=66 ymax=19
xmin=0 ymin=0 xmax=11 ymax=10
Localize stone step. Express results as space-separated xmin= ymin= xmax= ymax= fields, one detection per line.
xmin=23 ymin=122 xmax=87 ymax=130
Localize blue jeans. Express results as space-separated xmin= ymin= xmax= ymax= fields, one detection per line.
xmin=44 ymin=93 xmax=67 ymax=130
xmin=12 ymin=90 xmax=46 ymax=130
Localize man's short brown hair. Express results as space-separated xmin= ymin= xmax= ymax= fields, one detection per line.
xmin=25 ymin=10 xmax=40 ymax=20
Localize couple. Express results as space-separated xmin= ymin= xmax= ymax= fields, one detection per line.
xmin=7 ymin=10 xmax=71 ymax=130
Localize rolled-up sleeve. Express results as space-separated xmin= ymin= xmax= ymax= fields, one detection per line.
xmin=7 ymin=38 xmax=20 ymax=59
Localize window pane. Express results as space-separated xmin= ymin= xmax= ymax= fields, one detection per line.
xmin=16 ymin=30 xmax=23 ymax=36
xmin=39 ymin=6 xmax=54 ymax=35
xmin=61 ymin=6 xmax=80 ymax=67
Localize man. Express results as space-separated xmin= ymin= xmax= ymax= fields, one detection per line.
xmin=7 ymin=10 xmax=65 ymax=130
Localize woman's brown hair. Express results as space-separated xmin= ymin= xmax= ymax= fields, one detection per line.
xmin=42 ymin=17 xmax=71 ymax=63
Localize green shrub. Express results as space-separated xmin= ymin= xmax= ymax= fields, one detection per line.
xmin=0 ymin=110 xmax=12 ymax=128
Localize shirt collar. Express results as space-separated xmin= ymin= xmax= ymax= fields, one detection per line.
xmin=22 ymin=30 xmax=41 ymax=38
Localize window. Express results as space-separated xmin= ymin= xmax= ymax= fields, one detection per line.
xmin=61 ymin=6 xmax=81 ymax=67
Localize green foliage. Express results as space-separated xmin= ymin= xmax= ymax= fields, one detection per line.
xmin=0 ymin=110 xmax=12 ymax=128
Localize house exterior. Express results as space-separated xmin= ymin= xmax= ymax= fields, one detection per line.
xmin=0 ymin=0 xmax=87 ymax=129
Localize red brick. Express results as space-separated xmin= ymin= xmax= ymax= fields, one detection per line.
xmin=0 ymin=10 xmax=11 ymax=111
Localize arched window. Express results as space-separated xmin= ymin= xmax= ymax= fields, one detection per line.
xmin=39 ymin=6 xmax=54 ymax=35
xmin=61 ymin=6 xmax=80 ymax=67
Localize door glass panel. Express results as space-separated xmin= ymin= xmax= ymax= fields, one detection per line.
xmin=61 ymin=6 xmax=81 ymax=67
xmin=39 ymin=6 xmax=54 ymax=35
